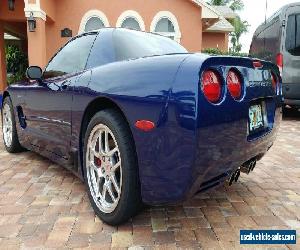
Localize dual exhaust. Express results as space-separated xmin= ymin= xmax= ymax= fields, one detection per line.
xmin=227 ymin=159 xmax=257 ymax=186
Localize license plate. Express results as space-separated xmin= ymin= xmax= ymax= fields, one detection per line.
xmin=249 ymin=104 xmax=264 ymax=132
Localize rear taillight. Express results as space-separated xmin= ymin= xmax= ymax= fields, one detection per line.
xmin=271 ymin=72 xmax=278 ymax=94
xmin=227 ymin=69 xmax=242 ymax=100
xmin=276 ymin=53 xmax=283 ymax=75
xmin=201 ymin=70 xmax=222 ymax=103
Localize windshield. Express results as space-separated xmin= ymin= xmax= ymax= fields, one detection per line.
xmin=113 ymin=29 xmax=188 ymax=61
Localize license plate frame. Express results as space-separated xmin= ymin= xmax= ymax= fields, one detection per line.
xmin=248 ymin=103 xmax=265 ymax=134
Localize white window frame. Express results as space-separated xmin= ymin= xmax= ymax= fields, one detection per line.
xmin=150 ymin=11 xmax=181 ymax=43
xmin=116 ymin=10 xmax=145 ymax=31
xmin=78 ymin=10 xmax=110 ymax=34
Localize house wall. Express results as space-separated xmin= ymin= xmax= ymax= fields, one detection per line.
xmin=0 ymin=0 xmax=26 ymax=22
xmin=41 ymin=0 xmax=203 ymax=61
xmin=0 ymin=21 xmax=6 ymax=92
xmin=202 ymin=32 xmax=229 ymax=52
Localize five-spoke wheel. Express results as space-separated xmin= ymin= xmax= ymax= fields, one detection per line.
xmin=83 ymin=109 xmax=142 ymax=225
xmin=2 ymin=103 xmax=13 ymax=148
xmin=1 ymin=97 xmax=23 ymax=153
xmin=86 ymin=124 xmax=122 ymax=213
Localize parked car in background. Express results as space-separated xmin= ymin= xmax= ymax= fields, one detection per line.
xmin=2 ymin=28 xmax=282 ymax=225
xmin=250 ymin=2 xmax=300 ymax=110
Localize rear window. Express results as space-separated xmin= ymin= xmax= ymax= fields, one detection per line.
xmin=264 ymin=19 xmax=280 ymax=61
xmin=249 ymin=31 xmax=265 ymax=58
xmin=113 ymin=29 xmax=188 ymax=61
xmin=286 ymin=14 xmax=300 ymax=56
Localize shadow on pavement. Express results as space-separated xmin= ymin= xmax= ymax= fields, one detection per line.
xmin=282 ymin=107 xmax=300 ymax=121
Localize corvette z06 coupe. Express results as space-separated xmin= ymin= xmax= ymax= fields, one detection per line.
xmin=1 ymin=28 xmax=282 ymax=225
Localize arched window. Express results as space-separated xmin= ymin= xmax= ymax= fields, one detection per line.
xmin=151 ymin=11 xmax=181 ymax=43
xmin=79 ymin=10 xmax=110 ymax=34
xmin=116 ymin=10 xmax=145 ymax=31
xmin=121 ymin=17 xmax=141 ymax=31
xmin=85 ymin=17 xmax=105 ymax=32
xmin=155 ymin=18 xmax=176 ymax=40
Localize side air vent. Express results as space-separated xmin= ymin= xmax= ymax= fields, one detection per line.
xmin=16 ymin=106 xmax=26 ymax=129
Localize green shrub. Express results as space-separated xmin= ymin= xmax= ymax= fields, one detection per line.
xmin=5 ymin=45 xmax=28 ymax=85
xmin=202 ymin=48 xmax=248 ymax=57
xmin=202 ymin=48 xmax=224 ymax=55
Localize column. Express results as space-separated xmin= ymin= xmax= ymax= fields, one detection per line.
xmin=0 ymin=21 xmax=7 ymax=93
xmin=27 ymin=18 xmax=47 ymax=68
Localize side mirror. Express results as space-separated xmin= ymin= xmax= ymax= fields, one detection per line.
xmin=26 ymin=66 xmax=43 ymax=81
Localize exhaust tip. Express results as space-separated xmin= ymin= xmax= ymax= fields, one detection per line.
xmin=240 ymin=159 xmax=257 ymax=175
xmin=227 ymin=169 xmax=241 ymax=186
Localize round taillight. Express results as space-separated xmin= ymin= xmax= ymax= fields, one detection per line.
xmin=227 ymin=69 xmax=242 ymax=100
xmin=271 ymin=72 xmax=278 ymax=93
xmin=201 ymin=70 xmax=222 ymax=103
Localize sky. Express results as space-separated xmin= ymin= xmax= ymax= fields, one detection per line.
xmin=238 ymin=0 xmax=297 ymax=53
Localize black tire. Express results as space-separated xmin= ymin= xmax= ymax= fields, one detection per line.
xmin=83 ymin=109 xmax=142 ymax=225
xmin=1 ymin=97 xmax=23 ymax=153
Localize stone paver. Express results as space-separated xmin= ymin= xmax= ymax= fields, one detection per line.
xmin=0 ymin=111 xmax=299 ymax=249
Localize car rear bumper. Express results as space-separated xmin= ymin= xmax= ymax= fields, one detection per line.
xmin=187 ymin=126 xmax=277 ymax=198
xmin=143 ymin=94 xmax=282 ymax=205
xmin=284 ymin=98 xmax=300 ymax=107
xmin=283 ymin=83 xmax=300 ymax=102
xmin=186 ymin=100 xmax=282 ymax=197
xmin=141 ymin=103 xmax=282 ymax=205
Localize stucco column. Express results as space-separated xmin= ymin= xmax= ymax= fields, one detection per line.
xmin=0 ymin=21 xmax=7 ymax=93
xmin=27 ymin=18 xmax=47 ymax=68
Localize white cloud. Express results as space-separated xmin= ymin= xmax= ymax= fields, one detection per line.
xmin=239 ymin=0 xmax=297 ymax=53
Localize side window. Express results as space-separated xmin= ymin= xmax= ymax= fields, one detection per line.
xmin=44 ymin=34 xmax=97 ymax=79
xmin=286 ymin=14 xmax=300 ymax=56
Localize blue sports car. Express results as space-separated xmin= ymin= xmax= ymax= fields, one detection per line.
xmin=1 ymin=28 xmax=282 ymax=225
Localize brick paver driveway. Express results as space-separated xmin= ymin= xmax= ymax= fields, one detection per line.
xmin=0 ymin=111 xmax=299 ymax=249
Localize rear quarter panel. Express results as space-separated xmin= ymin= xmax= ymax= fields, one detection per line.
xmin=71 ymin=54 xmax=191 ymax=182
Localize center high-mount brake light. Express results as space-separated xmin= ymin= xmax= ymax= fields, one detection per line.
xmin=201 ymin=70 xmax=222 ymax=103
xmin=227 ymin=69 xmax=242 ymax=100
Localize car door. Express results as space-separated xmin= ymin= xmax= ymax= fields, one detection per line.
xmin=23 ymin=33 xmax=97 ymax=160
xmin=283 ymin=5 xmax=300 ymax=100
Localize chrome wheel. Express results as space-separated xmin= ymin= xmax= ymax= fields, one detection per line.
xmin=2 ymin=103 xmax=13 ymax=148
xmin=86 ymin=124 xmax=122 ymax=214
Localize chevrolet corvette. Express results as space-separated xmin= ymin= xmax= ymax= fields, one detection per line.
xmin=1 ymin=28 xmax=282 ymax=225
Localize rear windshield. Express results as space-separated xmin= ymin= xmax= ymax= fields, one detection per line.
xmin=286 ymin=14 xmax=300 ymax=56
xmin=113 ymin=29 xmax=188 ymax=61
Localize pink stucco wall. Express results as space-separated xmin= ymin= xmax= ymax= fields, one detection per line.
xmin=42 ymin=0 xmax=203 ymax=60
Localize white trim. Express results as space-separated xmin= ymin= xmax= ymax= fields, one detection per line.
xmin=24 ymin=0 xmax=46 ymax=20
xmin=150 ymin=11 xmax=181 ymax=43
xmin=4 ymin=33 xmax=21 ymax=40
xmin=78 ymin=10 xmax=110 ymax=34
xmin=190 ymin=0 xmax=221 ymax=19
xmin=206 ymin=17 xmax=234 ymax=33
xmin=116 ymin=10 xmax=145 ymax=31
